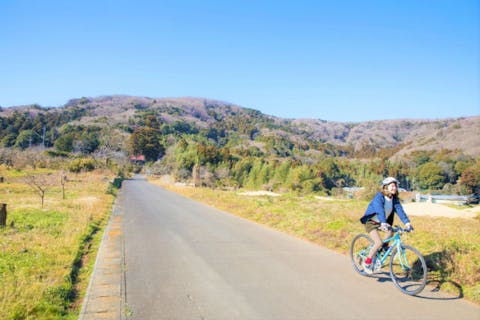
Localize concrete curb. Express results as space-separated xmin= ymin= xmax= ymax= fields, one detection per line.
xmin=79 ymin=195 xmax=125 ymax=320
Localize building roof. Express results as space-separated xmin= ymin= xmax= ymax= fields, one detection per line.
xmin=130 ymin=155 xmax=145 ymax=161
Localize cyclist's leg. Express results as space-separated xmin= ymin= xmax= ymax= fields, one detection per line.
xmin=383 ymin=215 xmax=394 ymax=248
xmin=367 ymin=228 xmax=382 ymax=259
xmin=382 ymin=229 xmax=392 ymax=249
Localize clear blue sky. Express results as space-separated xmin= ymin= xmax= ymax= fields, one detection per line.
xmin=1 ymin=0 xmax=479 ymax=122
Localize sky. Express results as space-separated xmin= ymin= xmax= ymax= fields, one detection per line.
xmin=1 ymin=0 xmax=479 ymax=122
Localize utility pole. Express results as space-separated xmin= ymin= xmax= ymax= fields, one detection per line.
xmin=31 ymin=125 xmax=47 ymax=148
xmin=42 ymin=125 xmax=46 ymax=148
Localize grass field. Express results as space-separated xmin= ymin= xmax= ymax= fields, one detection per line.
xmin=151 ymin=179 xmax=480 ymax=304
xmin=0 ymin=167 xmax=115 ymax=320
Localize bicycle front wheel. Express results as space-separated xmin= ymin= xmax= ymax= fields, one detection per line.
xmin=350 ymin=234 xmax=373 ymax=276
xmin=389 ymin=244 xmax=427 ymax=295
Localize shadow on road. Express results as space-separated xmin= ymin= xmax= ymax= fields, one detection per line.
xmin=370 ymin=271 xmax=463 ymax=301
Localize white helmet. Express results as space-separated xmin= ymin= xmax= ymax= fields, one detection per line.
xmin=382 ymin=177 xmax=399 ymax=188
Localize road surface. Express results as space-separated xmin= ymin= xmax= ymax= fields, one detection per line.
xmin=121 ymin=176 xmax=479 ymax=319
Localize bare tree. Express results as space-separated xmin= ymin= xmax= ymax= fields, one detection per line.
xmin=24 ymin=174 xmax=54 ymax=207
xmin=93 ymin=125 xmax=130 ymax=167
xmin=7 ymin=148 xmax=46 ymax=170
xmin=192 ymin=163 xmax=201 ymax=187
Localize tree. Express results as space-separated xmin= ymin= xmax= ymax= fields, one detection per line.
xmin=193 ymin=165 xmax=215 ymax=188
xmin=197 ymin=143 xmax=219 ymax=165
xmin=438 ymin=161 xmax=457 ymax=184
xmin=317 ymin=158 xmax=340 ymax=189
xmin=459 ymin=166 xmax=480 ymax=195
xmin=232 ymin=158 xmax=253 ymax=187
xmin=144 ymin=114 xmax=161 ymax=129
xmin=1 ymin=133 xmax=17 ymax=147
xmin=411 ymin=150 xmax=432 ymax=166
xmin=192 ymin=163 xmax=201 ymax=187
xmin=454 ymin=160 xmax=474 ymax=177
xmin=128 ymin=127 xmax=164 ymax=162
xmin=272 ymin=159 xmax=291 ymax=189
xmin=416 ymin=162 xmax=446 ymax=190
xmin=55 ymin=135 xmax=74 ymax=152
xmin=286 ymin=164 xmax=316 ymax=192
xmin=24 ymin=174 xmax=55 ymax=207
xmin=78 ymin=132 xmax=100 ymax=154
xmin=174 ymin=142 xmax=198 ymax=177
xmin=14 ymin=130 xmax=34 ymax=149
xmin=244 ymin=159 xmax=265 ymax=189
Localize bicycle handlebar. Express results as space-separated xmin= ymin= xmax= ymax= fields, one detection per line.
xmin=392 ymin=225 xmax=413 ymax=234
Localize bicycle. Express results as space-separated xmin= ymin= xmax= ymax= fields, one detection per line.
xmin=350 ymin=226 xmax=427 ymax=295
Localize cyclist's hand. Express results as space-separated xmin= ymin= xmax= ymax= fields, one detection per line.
xmin=380 ymin=223 xmax=391 ymax=232
xmin=405 ymin=223 xmax=414 ymax=232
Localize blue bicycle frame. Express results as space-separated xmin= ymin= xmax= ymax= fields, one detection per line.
xmin=373 ymin=227 xmax=408 ymax=271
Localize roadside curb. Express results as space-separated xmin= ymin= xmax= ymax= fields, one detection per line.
xmin=79 ymin=194 xmax=126 ymax=320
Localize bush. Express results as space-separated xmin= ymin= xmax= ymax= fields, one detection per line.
xmin=106 ymin=176 xmax=125 ymax=195
xmin=45 ymin=150 xmax=71 ymax=158
xmin=68 ymin=158 xmax=96 ymax=173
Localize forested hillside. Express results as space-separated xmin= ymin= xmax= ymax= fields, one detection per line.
xmin=1 ymin=95 xmax=479 ymax=196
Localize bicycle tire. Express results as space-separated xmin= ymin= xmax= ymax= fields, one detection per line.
xmin=350 ymin=234 xmax=373 ymax=276
xmin=389 ymin=244 xmax=427 ymax=295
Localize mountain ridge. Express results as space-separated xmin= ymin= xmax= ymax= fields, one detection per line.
xmin=1 ymin=95 xmax=479 ymax=158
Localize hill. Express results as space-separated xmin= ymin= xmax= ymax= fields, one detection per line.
xmin=291 ymin=117 xmax=480 ymax=158
xmin=2 ymin=95 xmax=479 ymax=158
xmin=1 ymin=95 xmax=479 ymax=196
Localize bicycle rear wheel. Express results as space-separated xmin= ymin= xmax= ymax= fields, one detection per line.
xmin=350 ymin=234 xmax=373 ymax=276
xmin=389 ymin=244 xmax=427 ymax=295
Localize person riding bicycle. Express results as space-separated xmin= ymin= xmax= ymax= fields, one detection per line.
xmin=359 ymin=177 xmax=414 ymax=274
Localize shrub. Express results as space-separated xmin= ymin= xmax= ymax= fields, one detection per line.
xmin=68 ymin=158 xmax=96 ymax=173
xmin=45 ymin=150 xmax=71 ymax=158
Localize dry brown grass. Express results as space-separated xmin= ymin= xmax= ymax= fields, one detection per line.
xmin=0 ymin=167 xmax=115 ymax=319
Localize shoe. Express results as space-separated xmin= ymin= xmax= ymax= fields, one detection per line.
xmin=362 ymin=261 xmax=373 ymax=275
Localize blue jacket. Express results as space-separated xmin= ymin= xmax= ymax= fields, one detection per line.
xmin=360 ymin=192 xmax=410 ymax=225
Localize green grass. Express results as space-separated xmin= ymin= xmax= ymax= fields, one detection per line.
xmin=152 ymin=180 xmax=480 ymax=304
xmin=0 ymin=167 xmax=114 ymax=319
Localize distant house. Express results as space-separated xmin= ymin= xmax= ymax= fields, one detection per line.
xmin=130 ymin=155 xmax=146 ymax=165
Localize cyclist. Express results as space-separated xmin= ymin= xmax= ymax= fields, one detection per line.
xmin=359 ymin=177 xmax=414 ymax=274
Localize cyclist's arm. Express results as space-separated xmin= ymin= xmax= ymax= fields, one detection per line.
xmin=394 ymin=199 xmax=410 ymax=225
xmin=372 ymin=192 xmax=388 ymax=223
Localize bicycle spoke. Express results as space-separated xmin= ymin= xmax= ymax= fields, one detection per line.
xmin=390 ymin=245 xmax=427 ymax=295
xmin=350 ymin=234 xmax=373 ymax=276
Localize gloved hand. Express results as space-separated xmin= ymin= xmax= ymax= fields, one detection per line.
xmin=405 ymin=223 xmax=414 ymax=232
xmin=380 ymin=223 xmax=391 ymax=232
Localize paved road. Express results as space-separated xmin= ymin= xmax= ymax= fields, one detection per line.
xmin=122 ymin=176 xmax=479 ymax=320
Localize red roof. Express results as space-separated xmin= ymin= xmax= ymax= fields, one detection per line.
xmin=130 ymin=155 xmax=145 ymax=161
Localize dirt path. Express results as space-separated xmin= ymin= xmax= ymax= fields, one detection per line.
xmin=237 ymin=190 xmax=479 ymax=219
xmin=402 ymin=202 xmax=479 ymax=219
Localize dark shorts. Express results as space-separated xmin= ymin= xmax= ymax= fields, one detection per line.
xmin=364 ymin=215 xmax=394 ymax=233
xmin=365 ymin=220 xmax=380 ymax=233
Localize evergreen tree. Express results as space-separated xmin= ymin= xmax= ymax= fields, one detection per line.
xmin=15 ymin=130 xmax=34 ymax=149
xmin=129 ymin=127 xmax=164 ymax=162
xmin=55 ymin=134 xmax=74 ymax=152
